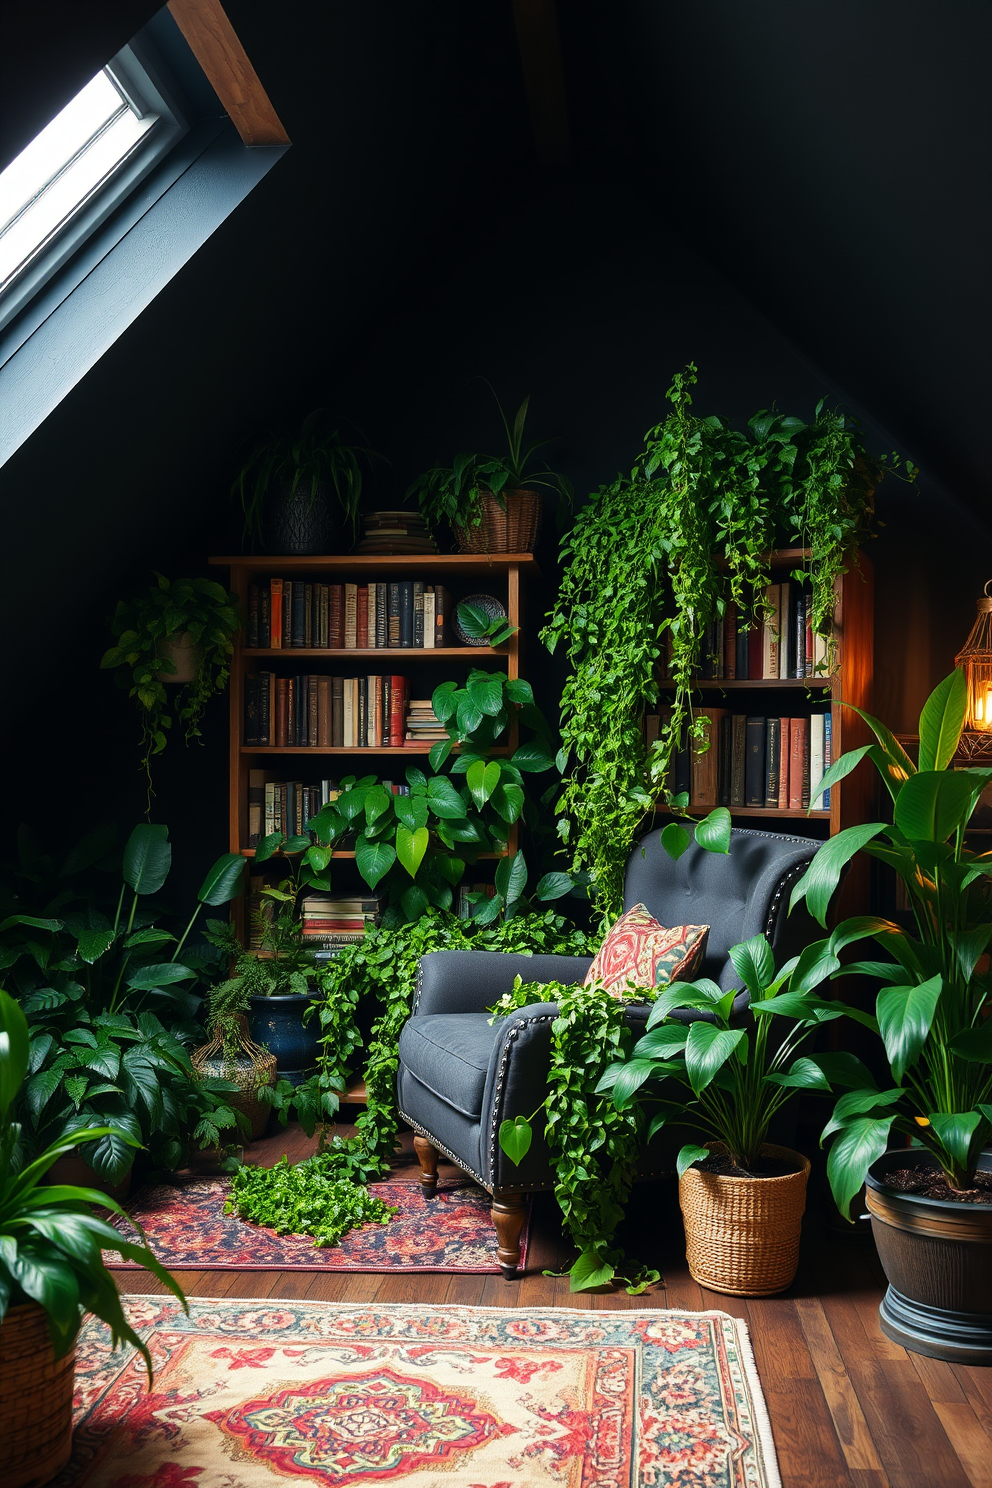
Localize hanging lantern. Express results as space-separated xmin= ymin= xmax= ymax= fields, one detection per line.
xmin=954 ymin=579 xmax=992 ymax=761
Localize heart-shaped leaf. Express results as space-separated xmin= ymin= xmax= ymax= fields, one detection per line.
xmin=355 ymin=836 xmax=396 ymax=890
xmin=498 ymin=1116 xmax=533 ymax=1165
xmin=396 ymin=825 xmax=429 ymax=879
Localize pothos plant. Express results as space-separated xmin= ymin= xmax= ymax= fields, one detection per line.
xmin=254 ymin=669 xmax=582 ymax=924
xmin=224 ymin=911 xmax=597 ymax=1243
xmin=545 ymin=363 xmax=915 ymax=919
xmin=101 ymin=574 xmax=240 ymax=810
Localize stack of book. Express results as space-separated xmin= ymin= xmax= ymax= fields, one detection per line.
xmin=646 ymin=708 xmax=832 ymax=811
xmin=661 ymin=586 xmax=830 ymax=681
xmin=244 ymin=674 xmax=413 ymax=747
xmin=299 ymin=894 xmax=381 ymax=948
xmin=404 ymin=698 xmax=447 ymax=747
xmin=246 ymin=578 xmax=453 ymax=650
xmin=355 ymin=511 xmax=438 ymax=555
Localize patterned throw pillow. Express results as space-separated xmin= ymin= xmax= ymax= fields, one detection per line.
xmin=582 ymin=903 xmax=709 ymax=998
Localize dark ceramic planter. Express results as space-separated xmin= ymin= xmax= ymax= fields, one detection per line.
xmin=268 ymin=480 xmax=338 ymax=555
xmin=865 ymin=1149 xmax=992 ymax=1364
xmin=248 ymin=991 xmax=320 ymax=1087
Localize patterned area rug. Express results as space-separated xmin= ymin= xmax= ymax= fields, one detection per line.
xmin=108 ymin=1176 xmax=529 ymax=1273
xmin=61 ymin=1296 xmax=780 ymax=1487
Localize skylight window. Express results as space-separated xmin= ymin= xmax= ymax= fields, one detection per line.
xmin=0 ymin=68 xmax=159 ymax=294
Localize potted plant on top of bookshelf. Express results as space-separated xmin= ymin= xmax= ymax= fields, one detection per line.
xmin=407 ymin=385 xmax=572 ymax=554
xmin=0 ymin=989 xmax=186 ymax=1488
xmin=101 ymin=573 xmax=240 ymax=808
xmin=233 ymin=409 xmax=377 ymax=556
xmin=787 ymin=667 xmax=992 ymax=1362
xmin=596 ymin=931 xmax=855 ymax=1296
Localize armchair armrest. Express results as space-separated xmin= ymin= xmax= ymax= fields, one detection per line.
xmin=413 ymin=950 xmax=593 ymax=1017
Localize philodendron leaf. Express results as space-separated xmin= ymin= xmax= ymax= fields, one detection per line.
xmin=197 ymin=852 xmax=245 ymax=906
xmin=355 ymin=835 xmax=396 ymax=890
xmin=826 ymin=1114 xmax=897 ymax=1221
xmin=495 ymin=850 xmax=528 ymax=905
xmin=467 ymin=759 xmax=501 ymax=810
xmin=660 ymin=822 xmax=691 ymax=860
xmin=122 ymin=824 xmax=171 ymax=895
xmin=125 ymin=963 xmax=194 ymax=991
xmin=569 ymin=1249 xmax=616 ymax=1292
xmin=876 ymin=973 xmax=943 ymax=1083
xmin=425 ymin=775 xmax=468 ymax=820
xmin=917 ymin=668 xmax=968 ymax=773
xmin=676 ymin=1143 xmax=711 ymax=1178
xmin=693 ymin=808 xmax=731 ymax=854
xmin=534 ymin=872 xmax=574 ymax=901
xmin=395 ymin=825 xmax=429 ymax=878
xmin=789 ymin=823 xmax=888 ymax=926
xmin=498 ymin=1116 xmax=532 ymax=1165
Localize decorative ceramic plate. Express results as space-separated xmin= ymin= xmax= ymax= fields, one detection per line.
xmin=454 ymin=593 xmax=508 ymax=646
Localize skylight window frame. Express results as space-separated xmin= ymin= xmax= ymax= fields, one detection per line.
xmin=0 ymin=41 xmax=189 ymax=334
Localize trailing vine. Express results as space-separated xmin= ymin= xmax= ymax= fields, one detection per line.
xmin=544 ymin=363 xmax=914 ymax=919
xmin=491 ymin=977 xmax=657 ymax=1292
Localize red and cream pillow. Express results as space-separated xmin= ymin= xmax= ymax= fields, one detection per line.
xmin=583 ymin=903 xmax=709 ymax=998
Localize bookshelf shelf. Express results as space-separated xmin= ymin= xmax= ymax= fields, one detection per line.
xmin=654 ymin=805 xmax=830 ymax=821
xmin=657 ymin=678 xmax=833 ymax=691
xmin=239 ymin=848 xmax=505 ymax=860
xmin=213 ymin=551 xmax=531 ymax=935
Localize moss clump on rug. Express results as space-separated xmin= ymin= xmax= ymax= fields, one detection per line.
xmin=226 ymin=1155 xmax=396 ymax=1247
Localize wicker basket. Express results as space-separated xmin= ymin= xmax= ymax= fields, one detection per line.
xmin=456 ymin=487 xmax=541 ymax=554
xmin=679 ymin=1142 xmax=811 ymax=1296
xmin=0 ymin=1304 xmax=75 ymax=1488
xmin=193 ymin=1015 xmax=277 ymax=1141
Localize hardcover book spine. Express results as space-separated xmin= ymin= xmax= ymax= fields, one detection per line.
xmin=358 ymin=676 xmax=368 ymax=747
xmin=244 ymin=676 xmax=261 ymax=746
xmin=344 ymin=584 xmax=358 ymax=649
xmin=730 ymin=714 xmax=747 ymax=806
xmin=413 ymin=580 xmax=424 ymax=647
xmin=762 ymin=585 xmax=780 ymax=679
xmin=822 ymin=713 xmax=832 ymax=808
xmin=287 ymin=677 xmax=297 ymax=747
xmin=309 ymin=674 xmax=319 ymax=747
xmin=370 ymin=676 xmax=383 ymax=746
xmin=270 ymin=579 xmax=283 ymax=649
xmin=329 ymin=585 xmax=344 ymax=649
xmin=292 ymin=583 xmax=306 ymax=647
xmin=275 ymin=678 xmax=289 ymax=747
xmin=399 ymin=581 xmax=414 ymax=647
xmin=282 ymin=581 xmax=292 ymax=649
xmin=247 ymin=585 xmax=259 ymax=649
xmin=259 ymin=586 xmax=271 ymax=649
xmin=736 ymin=620 xmax=751 ymax=681
xmin=723 ymin=603 xmax=737 ymax=680
xmin=305 ymin=584 xmax=314 ymax=647
xmin=343 ymin=679 xmax=355 ymax=749
xmin=778 ymin=716 xmax=789 ymax=809
xmin=423 ymin=588 xmax=436 ymax=649
xmin=794 ymin=590 xmax=806 ymax=679
xmin=389 ymin=676 xmax=406 ymax=746
xmin=331 ymin=677 xmax=344 ymax=747
xmin=809 ymin=712 xmax=825 ymax=809
xmin=264 ymin=783 xmax=275 ymax=839
xmin=744 ymin=716 xmax=767 ymax=807
xmin=788 ymin=718 xmax=806 ymax=810
xmin=435 ymin=585 xmax=452 ymax=647
xmin=719 ymin=714 xmax=733 ymax=805
xmin=356 ymin=586 xmax=369 ymax=649
xmin=388 ymin=584 xmax=401 ymax=647
xmin=375 ymin=583 xmax=388 ymax=649
xmin=367 ymin=585 xmax=377 ymax=649
xmin=778 ymin=582 xmax=792 ymax=679
xmin=259 ymin=672 xmax=273 ymax=746
xmin=764 ymin=717 xmax=781 ymax=808
xmin=382 ymin=676 xmax=391 ymax=741
xmin=317 ymin=676 xmax=332 ymax=747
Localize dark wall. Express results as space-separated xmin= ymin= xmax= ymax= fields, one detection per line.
xmin=2 ymin=2 xmax=988 ymax=895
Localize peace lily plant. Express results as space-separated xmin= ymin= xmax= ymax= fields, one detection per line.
xmin=788 ymin=668 xmax=992 ymax=1217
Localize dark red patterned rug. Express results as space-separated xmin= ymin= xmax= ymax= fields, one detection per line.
xmin=107 ymin=1175 xmax=529 ymax=1272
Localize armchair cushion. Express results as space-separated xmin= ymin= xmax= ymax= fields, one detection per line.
xmin=397 ymin=1013 xmax=496 ymax=1118
xmin=582 ymin=903 xmax=709 ymax=996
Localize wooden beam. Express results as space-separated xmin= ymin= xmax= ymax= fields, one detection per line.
xmin=511 ymin=0 xmax=569 ymax=168
xmin=167 ymin=0 xmax=290 ymax=147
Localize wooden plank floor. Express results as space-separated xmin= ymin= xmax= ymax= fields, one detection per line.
xmin=115 ymin=1122 xmax=992 ymax=1488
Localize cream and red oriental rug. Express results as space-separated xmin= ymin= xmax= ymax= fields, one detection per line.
xmin=59 ymin=1296 xmax=779 ymax=1487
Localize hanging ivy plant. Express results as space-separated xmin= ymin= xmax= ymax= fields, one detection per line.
xmin=544 ymin=364 xmax=915 ymax=919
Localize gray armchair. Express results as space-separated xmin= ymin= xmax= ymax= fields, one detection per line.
xmin=396 ymin=826 xmax=822 ymax=1276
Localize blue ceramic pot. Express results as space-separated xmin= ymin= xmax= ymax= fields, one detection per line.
xmin=248 ymin=991 xmax=320 ymax=1087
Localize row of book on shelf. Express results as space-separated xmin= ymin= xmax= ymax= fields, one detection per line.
xmin=247 ymin=578 xmax=458 ymax=650
xmin=645 ymin=708 xmax=832 ymax=810
xmin=247 ymin=771 xmax=413 ymax=845
xmin=662 ymin=584 xmax=830 ymax=681
xmin=244 ymin=673 xmax=448 ymax=748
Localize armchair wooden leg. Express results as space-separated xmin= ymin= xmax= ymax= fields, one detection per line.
xmin=492 ymin=1194 xmax=527 ymax=1279
xmin=413 ymin=1134 xmax=439 ymax=1198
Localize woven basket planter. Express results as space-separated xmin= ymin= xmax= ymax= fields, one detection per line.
xmin=193 ymin=1015 xmax=277 ymax=1141
xmin=0 ymin=1303 xmax=75 ymax=1488
xmin=679 ymin=1142 xmax=811 ymax=1296
xmin=456 ymin=487 xmax=541 ymax=554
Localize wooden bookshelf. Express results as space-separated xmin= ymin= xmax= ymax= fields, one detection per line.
xmin=652 ymin=552 xmax=874 ymax=913
xmin=210 ymin=553 xmax=536 ymax=932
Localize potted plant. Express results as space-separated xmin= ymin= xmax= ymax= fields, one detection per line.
xmin=194 ymin=972 xmax=279 ymax=1139
xmin=598 ymin=933 xmax=853 ymax=1295
xmin=789 ymin=667 xmax=992 ymax=1361
xmin=1 ymin=822 xmax=248 ymax=1187
xmin=0 ymin=989 xmax=185 ymax=1488
xmin=101 ymin=573 xmax=240 ymax=806
xmin=232 ymin=409 xmax=376 ymax=555
xmin=407 ymin=386 xmax=572 ymax=554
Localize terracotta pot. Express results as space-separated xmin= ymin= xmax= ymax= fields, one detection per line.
xmin=865 ymin=1148 xmax=992 ymax=1364
xmin=156 ymin=630 xmax=199 ymax=684
xmin=678 ymin=1142 xmax=810 ymax=1296
xmin=0 ymin=1303 xmax=75 ymax=1488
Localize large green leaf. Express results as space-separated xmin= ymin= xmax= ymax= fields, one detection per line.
xmin=122 ymin=824 xmax=171 ymax=895
xmin=425 ymin=776 xmax=468 ymax=820
xmin=394 ymin=794 xmax=429 ymax=832
xmin=876 ymin=974 xmax=943 ymax=1081
xmin=807 ymin=744 xmax=874 ymax=810
xmin=498 ymin=1116 xmax=532 ymax=1165
xmin=395 ymin=825 xmax=429 ymax=879
xmin=789 ymin=823 xmax=888 ymax=926
xmin=510 ymin=743 xmax=555 ymax=773
xmin=534 ymin=871 xmax=574 ymax=901
xmin=495 ymin=850 xmax=528 ymax=905
xmin=490 ymin=782 xmax=524 ymax=823
xmin=659 ymin=822 xmax=691 ymax=860
xmin=354 ymin=835 xmax=396 ymax=890
xmin=765 ymin=1056 xmax=833 ymax=1091
xmin=607 ymin=1058 xmax=658 ymax=1109
xmin=728 ymin=935 xmax=775 ymax=997
xmin=0 ymin=988 xmax=30 ymax=1122
xmin=125 ymin=963 xmax=193 ymax=991
xmin=928 ymin=1111 xmax=982 ymax=1172
xmin=467 ymin=671 xmax=506 ymax=717
xmin=684 ymin=1023 xmax=745 ymax=1095
xmin=826 ymin=1115 xmax=897 ymax=1221
xmin=693 ymin=808 xmax=731 ymax=855
xmin=948 ymin=1020 xmax=992 ymax=1062
xmin=918 ymin=668 xmax=968 ymax=772
xmin=196 ymin=852 xmax=245 ymax=906
xmin=467 ymin=759 xmax=501 ymax=811
xmin=845 ymin=703 xmax=919 ymax=801
xmin=894 ymin=770 xmax=991 ymax=844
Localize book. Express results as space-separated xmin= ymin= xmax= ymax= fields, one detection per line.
xmin=331 ymin=677 xmax=344 ymax=746
xmin=358 ymin=675 xmax=367 ymax=745
xmin=764 ymin=717 xmax=781 ymax=808
xmin=809 ymin=712 xmax=826 ymax=808
xmin=723 ymin=603 xmax=737 ymax=680
xmin=343 ymin=678 xmax=356 ymax=748
xmin=413 ymin=580 xmax=424 ymax=647
xmin=423 ymin=588 xmax=436 ymax=649
xmin=822 ymin=713 xmax=833 ymax=808
xmin=399 ymin=580 xmax=413 ymax=647
xmin=247 ymin=585 xmax=259 ymax=648
xmin=282 ymin=581 xmax=292 ymax=648
xmin=778 ymin=581 xmax=792 ymax=679
xmin=275 ymin=677 xmax=289 ymax=747
xmin=762 ymin=585 xmax=780 ymax=679
xmin=744 ymin=716 xmax=767 ymax=806
xmin=794 ymin=589 xmax=806 ymax=679
xmin=388 ymin=675 xmax=407 ymax=746
xmin=356 ymin=585 xmax=369 ymax=649
xmin=730 ymin=713 xmax=747 ymax=806
xmin=747 ymin=622 xmax=762 ymax=682
xmin=719 ymin=714 xmax=733 ymax=805
xmin=259 ymin=585 xmax=271 ymax=648
xmin=735 ymin=614 xmax=750 ymax=680
xmin=344 ymin=583 xmax=358 ymax=649
xmin=434 ymin=585 xmax=453 ymax=647
xmin=291 ymin=583 xmax=306 ymax=646
xmin=270 ymin=578 xmax=283 ymax=649
xmin=329 ymin=584 xmax=344 ymax=649
xmin=690 ymin=708 xmax=728 ymax=807
xmin=317 ymin=676 xmax=332 ymax=746
xmin=308 ymin=673 xmax=319 ymax=747
xmin=778 ymin=716 xmax=789 ymax=809
xmin=788 ymin=717 xmax=807 ymax=810
xmin=388 ymin=583 xmax=401 ymax=646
